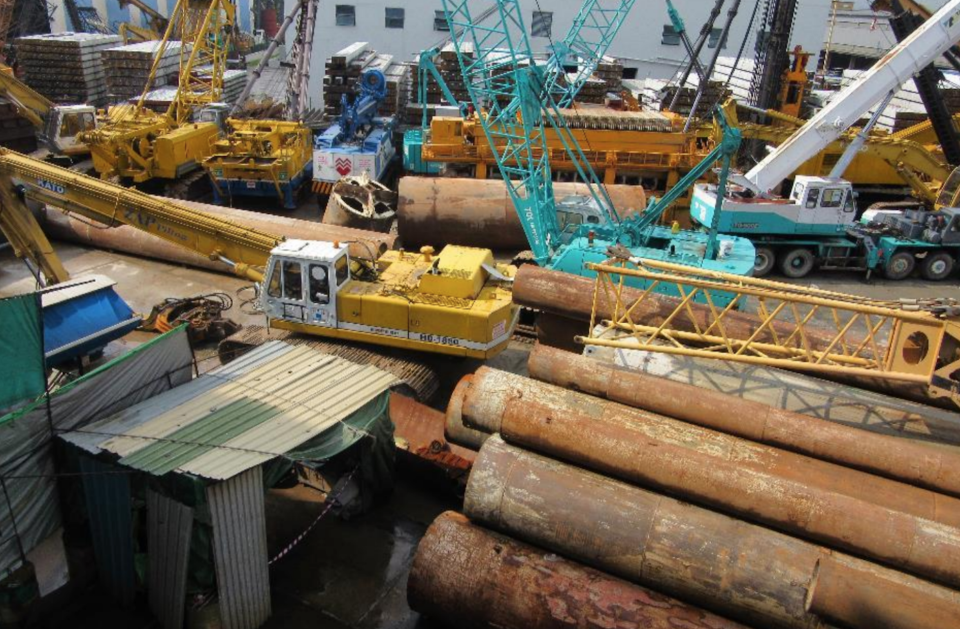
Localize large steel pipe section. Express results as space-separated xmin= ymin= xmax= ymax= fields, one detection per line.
xmin=513 ymin=264 xmax=837 ymax=350
xmin=467 ymin=436 xmax=960 ymax=629
xmin=806 ymin=557 xmax=960 ymax=629
xmin=529 ymin=344 xmax=960 ymax=497
xmin=39 ymin=199 xmax=396 ymax=270
xmin=408 ymin=511 xmax=749 ymax=629
xmin=454 ymin=368 xmax=960 ymax=587
xmin=397 ymin=177 xmax=646 ymax=249
xmin=587 ymin=344 xmax=960 ymax=447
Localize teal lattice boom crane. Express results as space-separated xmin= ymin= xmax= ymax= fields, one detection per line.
xmin=440 ymin=0 xmax=756 ymax=298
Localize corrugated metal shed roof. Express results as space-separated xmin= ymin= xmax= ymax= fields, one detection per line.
xmin=61 ymin=341 xmax=399 ymax=480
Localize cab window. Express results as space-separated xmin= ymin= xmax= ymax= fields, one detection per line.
xmin=335 ymin=256 xmax=349 ymax=285
xmin=309 ymin=264 xmax=330 ymax=304
xmin=267 ymin=263 xmax=281 ymax=298
xmin=557 ymin=210 xmax=583 ymax=231
xmin=843 ymin=194 xmax=855 ymax=213
xmin=821 ymin=188 xmax=844 ymax=208
xmin=805 ymin=188 xmax=821 ymax=209
xmin=282 ymin=261 xmax=303 ymax=300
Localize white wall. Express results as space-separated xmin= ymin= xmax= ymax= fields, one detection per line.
xmin=293 ymin=0 xmax=834 ymax=110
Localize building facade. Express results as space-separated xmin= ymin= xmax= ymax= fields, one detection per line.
xmin=295 ymin=0 xmax=834 ymax=110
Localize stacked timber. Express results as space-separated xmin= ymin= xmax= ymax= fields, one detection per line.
xmin=409 ymin=357 xmax=960 ymax=629
xmin=894 ymin=111 xmax=929 ymax=132
xmin=322 ymin=42 xmax=410 ymax=118
xmin=16 ymin=32 xmax=120 ymax=105
xmin=405 ymin=42 xmax=473 ymax=125
xmin=0 ymin=101 xmax=37 ymax=152
xmin=660 ymin=80 xmax=730 ymax=116
xmin=100 ymin=40 xmax=182 ymax=102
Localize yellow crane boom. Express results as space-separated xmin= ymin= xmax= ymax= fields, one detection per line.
xmin=0 ymin=148 xmax=518 ymax=359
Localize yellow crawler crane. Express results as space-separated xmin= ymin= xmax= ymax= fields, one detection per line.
xmin=0 ymin=148 xmax=518 ymax=358
xmin=203 ymin=118 xmax=313 ymax=210
xmin=80 ymin=0 xmax=235 ymax=185
xmin=578 ymin=252 xmax=960 ymax=407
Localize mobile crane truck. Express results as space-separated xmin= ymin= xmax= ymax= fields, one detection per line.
xmin=692 ymin=0 xmax=960 ymax=280
xmin=0 ymin=148 xmax=518 ymax=360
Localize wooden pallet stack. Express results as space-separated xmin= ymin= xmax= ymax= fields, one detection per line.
xmin=100 ymin=40 xmax=182 ymax=102
xmin=16 ymin=32 xmax=121 ymax=105
xmin=322 ymin=42 xmax=411 ymax=120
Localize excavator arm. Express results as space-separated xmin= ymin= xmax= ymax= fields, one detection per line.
xmin=0 ymin=148 xmax=280 ymax=285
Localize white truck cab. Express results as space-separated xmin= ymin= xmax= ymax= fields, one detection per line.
xmin=260 ymin=240 xmax=351 ymax=328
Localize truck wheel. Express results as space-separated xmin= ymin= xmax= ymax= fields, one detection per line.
xmin=780 ymin=248 xmax=815 ymax=279
xmin=754 ymin=247 xmax=776 ymax=277
xmin=921 ymin=252 xmax=955 ymax=280
xmin=884 ymin=252 xmax=916 ymax=280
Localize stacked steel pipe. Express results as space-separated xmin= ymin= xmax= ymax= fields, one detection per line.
xmin=409 ymin=348 xmax=960 ymax=629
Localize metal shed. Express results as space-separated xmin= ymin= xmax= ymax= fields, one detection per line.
xmin=61 ymin=341 xmax=398 ymax=629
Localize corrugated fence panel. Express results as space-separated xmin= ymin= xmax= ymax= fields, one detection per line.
xmin=207 ymin=466 xmax=271 ymax=629
xmin=79 ymin=455 xmax=135 ymax=607
xmin=147 ymin=490 xmax=193 ymax=629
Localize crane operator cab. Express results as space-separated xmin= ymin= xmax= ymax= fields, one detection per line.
xmin=262 ymin=240 xmax=348 ymax=329
xmin=260 ymin=240 xmax=520 ymax=359
xmin=48 ymin=106 xmax=97 ymax=157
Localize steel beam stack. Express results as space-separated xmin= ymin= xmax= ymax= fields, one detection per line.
xmin=15 ymin=32 xmax=120 ymax=105
xmin=101 ymin=41 xmax=182 ymax=103
xmin=407 ymin=42 xmax=473 ymax=125
xmin=408 ymin=355 xmax=960 ymax=629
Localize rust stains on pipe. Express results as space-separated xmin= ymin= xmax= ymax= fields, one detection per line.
xmin=467 ymin=436 xmax=960 ymax=629
xmin=455 ymin=368 xmax=960 ymax=587
xmin=408 ymin=511 xmax=749 ymax=629
xmin=529 ymin=344 xmax=960 ymax=498
xmin=443 ymin=376 xmax=489 ymax=451
xmin=397 ymin=176 xmax=646 ymax=249
xmin=513 ymin=264 xmax=840 ymax=351
xmin=806 ymin=557 xmax=960 ymax=629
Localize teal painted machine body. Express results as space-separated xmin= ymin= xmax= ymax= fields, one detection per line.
xmin=440 ymin=0 xmax=755 ymax=304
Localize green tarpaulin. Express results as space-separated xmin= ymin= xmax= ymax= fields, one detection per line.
xmin=0 ymin=294 xmax=44 ymax=411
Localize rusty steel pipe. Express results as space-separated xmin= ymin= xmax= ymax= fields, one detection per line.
xmin=397 ymin=176 xmax=646 ymax=249
xmin=467 ymin=436 xmax=960 ymax=629
xmin=39 ymin=198 xmax=396 ymax=270
xmin=513 ymin=264 xmax=841 ymax=352
xmin=408 ymin=511 xmax=749 ymax=629
xmin=806 ymin=556 xmax=960 ymax=629
xmin=443 ymin=376 xmax=489 ymax=451
xmin=529 ymin=344 xmax=960 ymax=498
xmin=389 ymin=394 xmax=475 ymax=462
xmin=455 ymin=368 xmax=960 ymax=587
xmin=586 ymin=345 xmax=960 ymax=448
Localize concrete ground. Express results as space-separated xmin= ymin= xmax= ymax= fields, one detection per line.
xmin=3 ymin=238 xmax=960 ymax=628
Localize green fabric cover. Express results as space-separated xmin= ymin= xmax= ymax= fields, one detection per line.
xmin=0 ymin=294 xmax=44 ymax=411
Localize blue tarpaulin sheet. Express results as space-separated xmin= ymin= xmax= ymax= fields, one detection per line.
xmin=42 ymin=285 xmax=140 ymax=367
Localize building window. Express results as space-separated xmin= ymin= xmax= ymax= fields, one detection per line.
xmin=661 ymin=24 xmax=680 ymax=46
xmin=708 ymin=27 xmax=727 ymax=49
xmin=385 ymin=7 xmax=403 ymax=29
xmin=336 ymin=5 xmax=355 ymax=27
xmin=434 ymin=10 xmax=449 ymax=31
xmin=622 ymin=67 xmax=638 ymax=80
xmin=531 ymin=11 xmax=552 ymax=37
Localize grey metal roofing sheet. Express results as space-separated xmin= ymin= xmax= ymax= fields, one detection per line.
xmin=62 ymin=341 xmax=398 ymax=480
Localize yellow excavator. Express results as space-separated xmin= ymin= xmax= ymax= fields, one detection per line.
xmin=0 ymin=148 xmax=518 ymax=359
xmin=0 ymin=67 xmax=97 ymax=159
xmin=80 ymin=0 xmax=235 ymax=188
